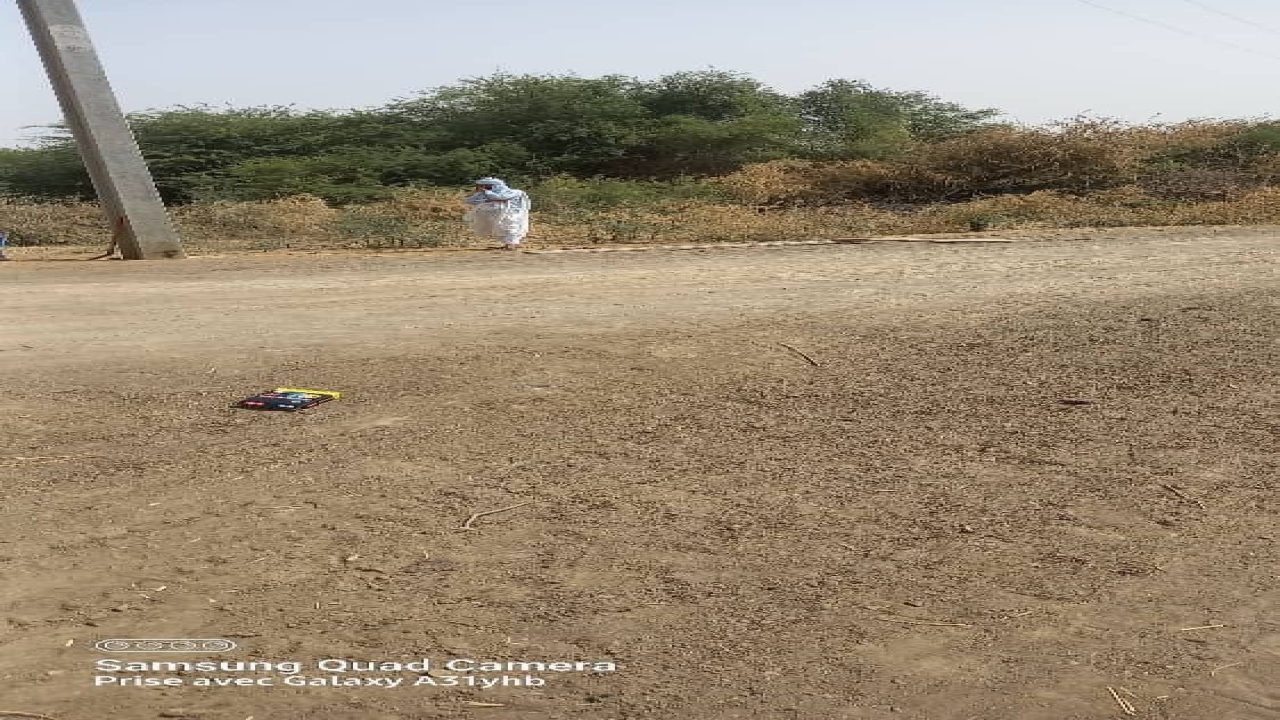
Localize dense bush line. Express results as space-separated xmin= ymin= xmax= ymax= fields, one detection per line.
xmin=2 ymin=70 xmax=1001 ymax=203
xmin=4 ymin=70 xmax=1280 ymax=250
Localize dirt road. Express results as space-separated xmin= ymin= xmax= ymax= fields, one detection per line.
xmin=1 ymin=227 xmax=1277 ymax=719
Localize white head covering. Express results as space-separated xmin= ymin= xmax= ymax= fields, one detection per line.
xmin=473 ymin=177 xmax=520 ymax=199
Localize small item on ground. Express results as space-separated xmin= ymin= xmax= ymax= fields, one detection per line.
xmin=235 ymin=388 xmax=341 ymax=411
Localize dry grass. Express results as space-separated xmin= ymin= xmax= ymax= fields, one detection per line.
xmin=0 ymin=192 xmax=1274 ymax=253
xmin=7 ymin=187 xmax=1280 ymax=253
xmin=715 ymin=119 xmax=1280 ymax=206
xmin=0 ymin=197 xmax=110 ymax=246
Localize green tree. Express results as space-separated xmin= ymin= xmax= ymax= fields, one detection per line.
xmin=625 ymin=113 xmax=800 ymax=177
xmin=619 ymin=71 xmax=802 ymax=177
xmin=797 ymin=80 xmax=999 ymax=158
xmin=0 ymin=71 xmax=1004 ymax=202
xmin=390 ymin=74 xmax=653 ymax=176
xmin=0 ymin=143 xmax=94 ymax=198
xmin=125 ymin=106 xmax=370 ymax=201
xmin=633 ymin=70 xmax=790 ymax=121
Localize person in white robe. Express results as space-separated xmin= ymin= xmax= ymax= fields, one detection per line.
xmin=464 ymin=177 xmax=531 ymax=250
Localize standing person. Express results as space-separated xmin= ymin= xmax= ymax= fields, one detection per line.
xmin=464 ymin=177 xmax=531 ymax=251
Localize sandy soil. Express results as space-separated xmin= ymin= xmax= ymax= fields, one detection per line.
xmin=0 ymin=226 xmax=1277 ymax=720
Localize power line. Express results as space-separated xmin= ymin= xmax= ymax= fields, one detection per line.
xmin=1178 ymin=0 xmax=1280 ymax=37
xmin=1071 ymin=0 xmax=1280 ymax=61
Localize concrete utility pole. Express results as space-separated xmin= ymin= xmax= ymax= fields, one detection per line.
xmin=16 ymin=0 xmax=185 ymax=259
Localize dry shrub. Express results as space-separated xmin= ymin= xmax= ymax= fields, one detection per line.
xmin=0 ymin=197 xmax=108 ymax=245
xmin=364 ymin=188 xmax=466 ymax=223
xmin=174 ymin=195 xmax=341 ymax=249
xmin=531 ymin=201 xmax=910 ymax=245
xmin=332 ymin=209 xmax=470 ymax=249
xmin=716 ymin=120 xmax=1151 ymax=204
xmin=174 ymin=190 xmax=476 ymax=250
xmin=915 ymin=119 xmax=1153 ymax=197
xmin=804 ymin=162 xmax=950 ymax=204
xmin=533 ymin=206 xmax=683 ymax=245
xmin=1134 ymin=120 xmax=1276 ymax=200
xmin=713 ymin=160 xmax=948 ymax=206
xmin=914 ymin=187 xmax=1164 ymax=232
xmin=660 ymin=205 xmax=822 ymax=242
xmin=608 ymin=203 xmax=915 ymax=243
xmin=711 ymin=160 xmax=815 ymax=205
xmin=1138 ymin=166 xmax=1265 ymax=201
xmin=1248 ymin=152 xmax=1280 ymax=180
xmin=719 ymin=119 xmax=1280 ymax=206
xmin=1135 ymin=119 xmax=1258 ymax=164
xmin=907 ymin=186 xmax=1280 ymax=233
xmin=1166 ymin=187 xmax=1280 ymax=225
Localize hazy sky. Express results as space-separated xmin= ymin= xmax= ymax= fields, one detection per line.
xmin=2 ymin=0 xmax=1278 ymax=146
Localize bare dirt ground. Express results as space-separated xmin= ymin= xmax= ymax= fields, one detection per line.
xmin=0 ymin=226 xmax=1277 ymax=720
